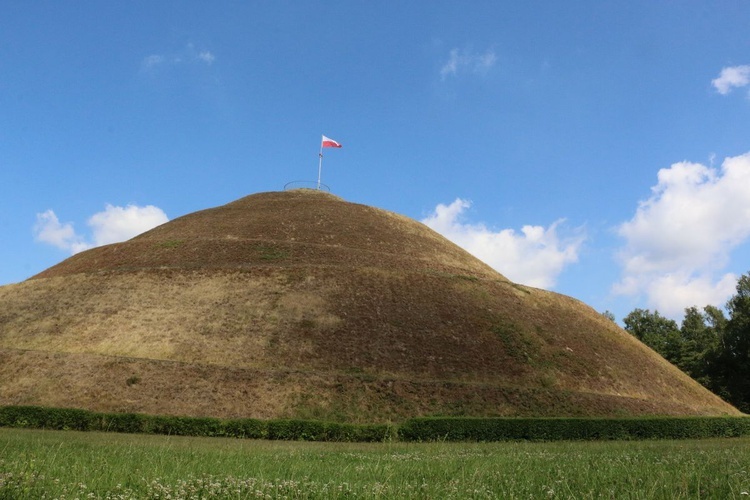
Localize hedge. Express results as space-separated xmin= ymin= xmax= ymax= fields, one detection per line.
xmin=397 ymin=416 xmax=750 ymax=442
xmin=1 ymin=406 xmax=748 ymax=442
xmin=0 ymin=406 xmax=391 ymax=442
xmin=222 ymin=418 xmax=267 ymax=440
xmin=0 ymin=405 xmax=95 ymax=432
xmin=266 ymin=419 xmax=393 ymax=442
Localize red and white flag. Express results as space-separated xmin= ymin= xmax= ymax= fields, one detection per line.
xmin=321 ymin=135 xmax=342 ymax=148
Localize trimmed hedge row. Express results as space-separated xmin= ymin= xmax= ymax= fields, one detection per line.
xmin=397 ymin=416 xmax=750 ymax=442
xmin=1 ymin=406 xmax=748 ymax=442
xmin=0 ymin=406 xmax=392 ymax=442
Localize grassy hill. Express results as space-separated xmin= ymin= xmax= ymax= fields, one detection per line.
xmin=0 ymin=189 xmax=739 ymax=422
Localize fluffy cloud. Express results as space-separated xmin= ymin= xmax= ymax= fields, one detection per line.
xmin=440 ymin=47 xmax=497 ymax=80
xmin=712 ymin=65 xmax=750 ymax=95
xmin=422 ymin=199 xmax=584 ymax=288
xmin=34 ymin=204 xmax=169 ymax=254
xmin=614 ymin=152 xmax=750 ymax=316
xmin=33 ymin=210 xmax=90 ymax=254
xmin=87 ymin=204 xmax=170 ymax=247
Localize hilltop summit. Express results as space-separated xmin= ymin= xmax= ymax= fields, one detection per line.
xmin=0 ymin=190 xmax=738 ymax=421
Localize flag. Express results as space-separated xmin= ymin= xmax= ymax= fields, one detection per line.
xmin=321 ymin=135 xmax=342 ymax=148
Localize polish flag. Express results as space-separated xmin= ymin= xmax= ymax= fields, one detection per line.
xmin=321 ymin=135 xmax=342 ymax=148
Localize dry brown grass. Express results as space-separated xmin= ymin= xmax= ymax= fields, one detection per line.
xmin=0 ymin=189 xmax=740 ymax=421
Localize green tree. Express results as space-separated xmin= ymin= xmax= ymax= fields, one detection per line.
xmin=714 ymin=273 xmax=750 ymax=412
xmin=704 ymin=304 xmax=728 ymax=333
xmin=700 ymin=304 xmax=728 ymax=396
xmin=623 ymin=308 xmax=682 ymax=364
xmin=679 ymin=306 xmax=723 ymax=386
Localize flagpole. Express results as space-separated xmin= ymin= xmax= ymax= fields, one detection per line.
xmin=317 ymin=142 xmax=323 ymax=190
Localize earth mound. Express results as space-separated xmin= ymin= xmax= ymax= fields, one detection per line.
xmin=0 ymin=189 xmax=738 ymax=421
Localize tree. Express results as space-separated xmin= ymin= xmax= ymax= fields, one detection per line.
xmin=623 ymin=308 xmax=682 ymax=364
xmin=619 ymin=273 xmax=750 ymax=412
xmin=700 ymin=304 xmax=728 ymax=395
xmin=679 ymin=306 xmax=723 ymax=386
xmin=714 ymin=273 xmax=750 ymax=412
xmin=704 ymin=304 xmax=728 ymax=333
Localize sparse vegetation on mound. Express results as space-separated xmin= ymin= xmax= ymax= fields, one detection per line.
xmin=0 ymin=190 xmax=740 ymax=421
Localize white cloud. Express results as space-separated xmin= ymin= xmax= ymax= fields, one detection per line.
xmin=141 ymin=54 xmax=165 ymax=70
xmin=33 ymin=210 xmax=90 ymax=254
xmin=614 ymin=152 xmax=750 ymax=316
xmin=712 ymin=65 xmax=750 ymax=95
xmin=642 ymin=273 xmax=738 ymax=316
xmin=422 ymin=199 xmax=584 ymax=289
xmin=88 ymin=204 xmax=169 ymax=246
xmin=141 ymin=44 xmax=215 ymax=71
xmin=197 ymin=50 xmax=215 ymax=64
xmin=440 ymin=47 xmax=496 ymax=80
xmin=440 ymin=49 xmax=460 ymax=78
xmin=34 ymin=204 xmax=169 ymax=255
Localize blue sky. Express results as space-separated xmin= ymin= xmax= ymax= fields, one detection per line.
xmin=2 ymin=1 xmax=750 ymax=323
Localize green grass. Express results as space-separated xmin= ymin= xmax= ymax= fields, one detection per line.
xmin=157 ymin=239 xmax=184 ymax=249
xmin=255 ymin=244 xmax=289 ymax=261
xmin=2 ymin=428 xmax=750 ymax=498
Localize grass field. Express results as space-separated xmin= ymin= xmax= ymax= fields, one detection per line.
xmin=2 ymin=428 xmax=750 ymax=498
